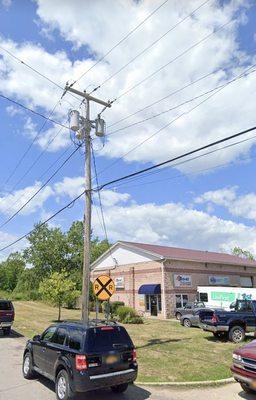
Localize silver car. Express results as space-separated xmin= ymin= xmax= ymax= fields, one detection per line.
xmin=180 ymin=309 xmax=203 ymax=328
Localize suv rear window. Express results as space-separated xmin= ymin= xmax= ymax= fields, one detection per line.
xmin=0 ymin=301 xmax=13 ymax=310
xmin=86 ymin=326 xmax=133 ymax=352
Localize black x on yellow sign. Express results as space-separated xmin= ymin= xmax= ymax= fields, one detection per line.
xmin=93 ymin=275 xmax=115 ymax=301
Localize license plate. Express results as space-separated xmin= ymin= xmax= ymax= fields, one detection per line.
xmin=105 ymin=355 xmax=119 ymax=364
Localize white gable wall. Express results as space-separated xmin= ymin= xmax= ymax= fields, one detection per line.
xmin=93 ymin=243 xmax=159 ymax=270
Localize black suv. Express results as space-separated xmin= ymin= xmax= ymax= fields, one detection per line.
xmin=22 ymin=320 xmax=138 ymax=400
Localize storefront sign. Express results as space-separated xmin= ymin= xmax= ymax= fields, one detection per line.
xmin=174 ymin=274 xmax=192 ymax=287
xmin=209 ymin=276 xmax=230 ymax=286
xmin=115 ymin=277 xmax=125 ymax=289
xmin=211 ymin=291 xmax=236 ymax=302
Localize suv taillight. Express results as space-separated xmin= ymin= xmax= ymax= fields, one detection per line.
xmin=132 ymin=349 xmax=137 ymax=362
xmin=211 ymin=314 xmax=219 ymax=324
xmin=75 ymin=355 xmax=87 ymax=371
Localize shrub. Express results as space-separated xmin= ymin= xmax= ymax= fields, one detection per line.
xmin=117 ymin=306 xmax=137 ymax=322
xmin=111 ymin=301 xmax=125 ymax=316
xmin=123 ymin=315 xmax=144 ymax=324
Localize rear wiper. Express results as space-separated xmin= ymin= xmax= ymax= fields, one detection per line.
xmin=113 ymin=343 xmax=129 ymax=349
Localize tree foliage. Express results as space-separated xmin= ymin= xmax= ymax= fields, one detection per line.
xmin=232 ymin=247 xmax=255 ymax=261
xmin=0 ymin=252 xmax=25 ymax=291
xmin=39 ymin=271 xmax=79 ymax=321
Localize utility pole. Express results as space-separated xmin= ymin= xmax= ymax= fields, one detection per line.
xmin=66 ymin=85 xmax=111 ymax=324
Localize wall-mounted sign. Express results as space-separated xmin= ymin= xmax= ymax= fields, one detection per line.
xmin=139 ymin=294 xmax=145 ymax=307
xmin=174 ymin=274 xmax=192 ymax=287
xmin=209 ymin=276 xmax=230 ymax=286
xmin=115 ymin=277 xmax=125 ymax=289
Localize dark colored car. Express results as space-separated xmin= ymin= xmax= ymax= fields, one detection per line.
xmin=0 ymin=300 xmax=14 ymax=335
xmin=23 ymin=320 xmax=138 ymax=400
xmin=231 ymin=340 xmax=256 ymax=394
xmin=201 ymin=299 xmax=256 ymax=343
xmin=175 ymin=301 xmax=205 ymax=320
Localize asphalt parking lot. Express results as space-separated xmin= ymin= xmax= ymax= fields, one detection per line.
xmin=0 ymin=331 xmax=254 ymax=400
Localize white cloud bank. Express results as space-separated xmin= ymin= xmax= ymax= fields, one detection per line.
xmin=195 ymin=186 xmax=256 ymax=221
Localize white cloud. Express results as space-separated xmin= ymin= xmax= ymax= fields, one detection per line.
xmin=54 ymin=176 xmax=84 ymax=198
xmin=31 ymin=0 xmax=256 ymax=173
xmin=98 ymin=190 xmax=130 ymax=207
xmin=0 ymin=231 xmax=26 ymax=261
xmin=195 ymin=187 xmax=256 ymax=221
xmin=92 ymin=200 xmax=256 ymax=254
xmin=0 ymin=182 xmax=53 ymax=216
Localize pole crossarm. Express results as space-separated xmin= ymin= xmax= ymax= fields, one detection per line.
xmin=65 ymin=86 xmax=112 ymax=108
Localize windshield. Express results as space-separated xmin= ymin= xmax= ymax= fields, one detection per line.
xmin=85 ymin=326 xmax=133 ymax=353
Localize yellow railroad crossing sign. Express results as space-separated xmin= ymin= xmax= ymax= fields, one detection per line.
xmin=93 ymin=275 xmax=115 ymax=301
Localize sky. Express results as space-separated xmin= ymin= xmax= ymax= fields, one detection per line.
xmin=0 ymin=0 xmax=256 ymax=259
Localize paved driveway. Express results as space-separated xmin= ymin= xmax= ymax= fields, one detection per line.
xmin=0 ymin=331 xmax=254 ymax=400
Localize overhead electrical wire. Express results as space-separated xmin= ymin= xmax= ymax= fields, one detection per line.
xmin=0 ymin=93 xmax=70 ymax=130
xmin=69 ymin=0 xmax=170 ymax=89
xmin=2 ymin=123 xmax=256 ymax=252
xmin=106 ymin=67 xmax=256 ymax=136
xmin=93 ymin=0 xmax=211 ymax=93
xmin=0 ymin=144 xmax=82 ymax=229
xmin=110 ymin=18 xmax=233 ymax=105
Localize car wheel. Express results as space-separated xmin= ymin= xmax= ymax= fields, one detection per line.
xmin=23 ymin=353 xmax=36 ymax=379
xmin=111 ymin=383 xmax=129 ymax=393
xmin=229 ymin=326 xmax=245 ymax=343
xmin=240 ymin=383 xmax=256 ymax=394
xmin=56 ymin=370 xmax=75 ymax=400
xmin=183 ymin=318 xmax=192 ymax=328
xmin=3 ymin=327 xmax=11 ymax=336
xmin=176 ymin=313 xmax=181 ymax=320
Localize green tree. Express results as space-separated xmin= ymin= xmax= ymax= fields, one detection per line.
xmin=0 ymin=252 xmax=25 ymax=291
xmin=232 ymin=247 xmax=255 ymax=261
xmin=24 ymin=223 xmax=69 ymax=279
xmin=39 ymin=271 xmax=79 ymax=321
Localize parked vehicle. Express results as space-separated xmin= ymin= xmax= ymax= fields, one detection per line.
xmin=175 ymin=301 xmax=205 ymax=320
xmin=23 ymin=320 xmax=138 ymax=400
xmin=180 ymin=308 xmax=223 ymax=328
xmin=197 ymin=286 xmax=256 ymax=310
xmin=201 ymin=299 xmax=256 ymax=343
xmin=231 ymin=340 xmax=256 ymax=394
xmin=0 ymin=300 xmax=14 ymax=336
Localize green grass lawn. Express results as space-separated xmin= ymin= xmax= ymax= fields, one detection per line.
xmin=12 ymin=301 xmax=243 ymax=383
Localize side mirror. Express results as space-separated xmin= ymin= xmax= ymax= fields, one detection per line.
xmin=33 ymin=334 xmax=41 ymax=342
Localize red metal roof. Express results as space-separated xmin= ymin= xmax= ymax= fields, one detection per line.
xmin=120 ymin=241 xmax=256 ymax=267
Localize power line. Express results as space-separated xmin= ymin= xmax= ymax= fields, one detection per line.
xmin=96 ymin=125 xmax=256 ymax=191
xmin=0 ymin=93 xmax=70 ymax=130
xmin=69 ymin=0 xmax=170 ymax=89
xmin=100 ymin=63 xmax=256 ymax=174
xmin=93 ymin=0 xmax=211 ymax=93
xmin=0 ymin=145 xmax=81 ymax=229
xmin=107 ymin=67 xmax=256 ymax=136
xmin=0 ymin=190 xmax=86 ymax=252
xmin=2 ymin=123 xmax=256 ymax=253
xmin=0 ymin=43 xmax=80 ymax=105
xmin=2 ymin=100 xmax=62 ymax=188
xmin=112 ymin=19 xmax=233 ymax=104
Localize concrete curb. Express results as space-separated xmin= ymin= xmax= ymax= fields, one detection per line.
xmin=136 ymin=377 xmax=235 ymax=387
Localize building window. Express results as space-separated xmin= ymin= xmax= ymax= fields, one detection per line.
xmin=175 ymin=294 xmax=188 ymax=308
xmin=199 ymin=292 xmax=208 ymax=302
xmin=240 ymin=276 xmax=253 ymax=287
xmin=157 ymin=294 xmax=162 ymax=312
xmin=145 ymin=295 xmax=150 ymax=312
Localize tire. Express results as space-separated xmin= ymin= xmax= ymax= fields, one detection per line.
xmin=111 ymin=383 xmax=129 ymax=393
xmin=55 ymin=369 xmax=75 ymax=400
xmin=176 ymin=313 xmax=181 ymax=320
xmin=183 ymin=318 xmax=192 ymax=328
xmin=23 ymin=353 xmax=36 ymax=379
xmin=240 ymin=382 xmax=256 ymax=394
xmin=3 ymin=327 xmax=11 ymax=336
xmin=229 ymin=326 xmax=245 ymax=343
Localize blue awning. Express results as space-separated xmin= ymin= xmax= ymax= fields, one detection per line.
xmin=138 ymin=284 xmax=161 ymax=295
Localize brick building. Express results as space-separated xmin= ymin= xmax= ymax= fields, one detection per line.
xmin=91 ymin=241 xmax=256 ymax=318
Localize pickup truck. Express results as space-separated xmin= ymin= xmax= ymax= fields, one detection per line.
xmin=231 ymin=340 xmax=256 ymax=394
xmin=201 ymin=299 xmax=256 ymax=343
xmin=175 ymin=301 xmax=205 ymax=320
xmin=0 ymin=300 xmax=14 ymax=335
